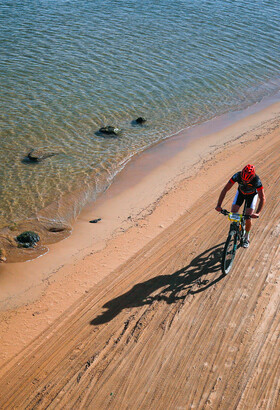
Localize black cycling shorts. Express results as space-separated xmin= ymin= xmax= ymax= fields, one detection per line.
xmin=232 ymin=190 xmax=258 ymax=209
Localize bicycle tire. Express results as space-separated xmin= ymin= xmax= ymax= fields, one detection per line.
xmin=222 ymin=230 xmax=238 ymax=275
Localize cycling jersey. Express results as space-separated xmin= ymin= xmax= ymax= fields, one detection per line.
xmin=230 ymin=172 xmax=263 ymax=195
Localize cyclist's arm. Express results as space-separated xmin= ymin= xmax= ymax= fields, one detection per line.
xmin=215 ymin=181 xmax=235 ymax=212
xmin=251 ymin=188 xmax=266 ymax=218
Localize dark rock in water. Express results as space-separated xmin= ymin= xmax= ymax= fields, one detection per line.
xmin=43 ymin=221 xmax=70 ymax=233
xmin=27 ymin=149 xmax=58 ymax=162
xmin=89 ymin=218 xmax=102 ymax=224
xmin=135 ymin=117 xmax=147 ymax=124
xmin=98 ymin=126 xmax=121 ymax=136
xmin=131 ymin=117 xmax=147 ymax=127
xmin=16 ymin=231 xmax=40 ymax=248
xmin=48 ymin=227 xmax=66 ymax=232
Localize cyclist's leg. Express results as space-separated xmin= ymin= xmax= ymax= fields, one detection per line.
xmin=245 ymin=194 xmax=258 ymax=233
xmin=231 ymin=190 xmax=243 ymax=213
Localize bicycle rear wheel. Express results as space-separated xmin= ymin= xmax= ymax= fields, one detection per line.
xmin=222 ymin=230 xmax=238 ymax=275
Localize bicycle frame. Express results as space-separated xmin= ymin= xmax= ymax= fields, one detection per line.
xmin=220 ymin=205 xmax=250 ymax=274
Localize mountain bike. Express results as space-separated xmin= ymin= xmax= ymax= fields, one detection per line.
xmin=220 ymin=206 xmax=251 ymax=275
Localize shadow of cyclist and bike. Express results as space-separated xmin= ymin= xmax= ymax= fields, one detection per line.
xmin=91 ymin=242 xmax=227 ymax=326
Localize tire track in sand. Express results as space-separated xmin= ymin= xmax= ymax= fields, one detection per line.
xmin=0 ymin=134 xmax=279 ymax=409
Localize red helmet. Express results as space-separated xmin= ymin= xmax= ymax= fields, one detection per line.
xmin=241 ymin=164 xmax=255 ymax=182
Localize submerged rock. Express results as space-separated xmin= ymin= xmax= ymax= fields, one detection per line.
xmin=27 ymin=149 xmax=58 ymax=162
xmin=16 ymin=231 xmax=40 ymax=248
xmin=135 ymin=117 xmax=147 ymax=124
xmin=43 ymin=221 xmax=71 ymax=235
xmin=48 ymin=227 xmax=66 ymax=232
xmin=131 ymin=117 xmax=147 ymax=127
xmin=98 ymin=126 xmax=121 ymax=136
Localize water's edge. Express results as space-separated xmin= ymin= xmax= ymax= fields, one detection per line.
xmin=0 ymin=92 xmax=280 ymax=264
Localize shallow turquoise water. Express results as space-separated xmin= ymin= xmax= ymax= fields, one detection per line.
xmin=0 ymin=0 xmax=279 ymax=227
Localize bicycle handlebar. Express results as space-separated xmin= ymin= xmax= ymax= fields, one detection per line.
xmin=220 ymin=209 xmax=251 ymax=219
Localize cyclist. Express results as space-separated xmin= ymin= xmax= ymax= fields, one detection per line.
xmin=215 ymin=164 xmax=266 ymax=248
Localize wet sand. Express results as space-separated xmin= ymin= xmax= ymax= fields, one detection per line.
xmin=0 ymin=102 xmax=279 ymax=408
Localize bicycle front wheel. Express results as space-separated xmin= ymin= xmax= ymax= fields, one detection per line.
xmin=222 ymin=230 xmax=238 ymax=275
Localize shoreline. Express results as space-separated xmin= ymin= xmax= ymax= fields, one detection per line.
xmin=1 ymin=91 xmax=280 ymax=264
xmin=0 ymin=100 xmax=280 ymax=370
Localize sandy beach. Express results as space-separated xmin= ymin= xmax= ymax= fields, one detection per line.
xmin=0 ymin=102 xmax=279 ymax=408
